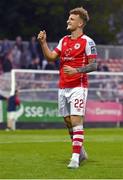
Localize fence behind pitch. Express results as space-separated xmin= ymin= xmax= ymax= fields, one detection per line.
xmin=0 ymin=70 xmax=123 ymax=126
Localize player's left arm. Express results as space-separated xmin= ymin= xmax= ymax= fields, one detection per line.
xmin=64 ymin=58 xmax=97 ymax=75
xmin=76 ymin=58 xmax=97 ymax=73
xmin=78 ymin=38 xmax=97 ymax=73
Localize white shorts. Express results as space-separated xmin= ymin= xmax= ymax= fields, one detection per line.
xmin=7 ymin=112 xmax=16 ymax=120
xmin=58 ymin=87 xmax=88 ymax=117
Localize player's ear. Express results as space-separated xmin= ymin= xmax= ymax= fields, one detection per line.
xmin=78 ymin=19 xmax=84 ymax=28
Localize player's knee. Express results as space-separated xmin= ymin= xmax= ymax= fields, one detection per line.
xmin=71 ymin=115 xmax=84 ymax=127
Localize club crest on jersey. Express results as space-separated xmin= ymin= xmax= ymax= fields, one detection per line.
xmin=74 ymin=43 xmax=80 ymax=49
xmin=63 ymin=42 xmax=67 ymax=46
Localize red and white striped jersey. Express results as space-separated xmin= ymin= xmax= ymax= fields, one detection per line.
xmin=54 ymin=34 xmax=97 ymax=88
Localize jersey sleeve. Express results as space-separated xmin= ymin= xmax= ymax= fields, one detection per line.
xmin=85 ymin=38 xmax=97 ymax=59
xmin=54 ymin=38 xmax=63 ymax=56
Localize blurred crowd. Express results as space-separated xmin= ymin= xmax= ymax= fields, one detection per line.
xmin=1 ymin=35 xmax=123 ymax=75
xmin=0 ymin=36 xmax=123 ymax=103
xmin=0 ymin=36 xmax=59 ymax=75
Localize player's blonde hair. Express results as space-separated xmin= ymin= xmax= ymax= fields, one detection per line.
xmin=69 ymin=7 xmax=89 ymax=26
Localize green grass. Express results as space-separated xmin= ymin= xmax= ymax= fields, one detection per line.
xmin=0 ymin=128 xmax=123 ymax=179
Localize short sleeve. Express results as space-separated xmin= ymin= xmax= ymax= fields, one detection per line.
xmin=54 ymin=38 xmax=63 ymax=56
xmin=85 ymin=38 xmax=97 ymax=59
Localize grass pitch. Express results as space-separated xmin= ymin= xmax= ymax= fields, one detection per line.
xmin=0 ymin=128 xmax=123 ymax=179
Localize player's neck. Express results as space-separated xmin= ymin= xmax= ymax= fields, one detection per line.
xmin=71 ymin=30 xmax=83 ymax=39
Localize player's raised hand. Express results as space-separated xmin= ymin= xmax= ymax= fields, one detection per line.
xmin=37 ymin=30 xmax=46 ymax=43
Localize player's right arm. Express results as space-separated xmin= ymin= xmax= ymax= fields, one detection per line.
xmin=37 ymin=30 xmax=59 ymax=61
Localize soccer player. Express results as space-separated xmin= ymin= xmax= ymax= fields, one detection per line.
xmin=6 ymin=90 xmax=21 ymax=131
xmin=38 ymin=6 xmax=97 ymax=168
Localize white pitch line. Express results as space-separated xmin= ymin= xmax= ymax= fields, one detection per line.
xmin=0 ymin=139 xmax=70 ymax=144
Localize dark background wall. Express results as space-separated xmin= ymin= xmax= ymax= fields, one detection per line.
xmin=0 ymin=0 xmax=123 ymax=44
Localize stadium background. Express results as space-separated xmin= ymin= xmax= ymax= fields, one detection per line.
xmin=0 ymin=0 xmax=123 ymax=129
xmin=1 ymin=1 xmax=123 ymax=179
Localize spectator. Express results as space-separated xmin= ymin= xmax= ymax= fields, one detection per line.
xmin=28 ymin=36 xmax=38 ymax=58
xmin=14 ymin=36 xmax=24 ymax=52
xmin=20 ymin=48 xmax=31 ymax=69
xmin=97 ymin=60 xmax=109 ymax=71
xmin=28 ymin=54 xmax=41 ymax=69
xmin=1 ymin=38 xmax=11 ymax=57
xmin=37 ymin=41 xmax=44 ymax=68
xmin=12 ymin=44 xmax=21 ymax=68
xmin=2 ymin=50 xmax=13 ymax=73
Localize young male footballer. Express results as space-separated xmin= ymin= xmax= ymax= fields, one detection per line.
xmin=38 ymin=6 xmax=97 ymax=168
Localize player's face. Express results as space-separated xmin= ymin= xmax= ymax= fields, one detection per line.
xmin=67 ymin=14 xmax=83 ymax=31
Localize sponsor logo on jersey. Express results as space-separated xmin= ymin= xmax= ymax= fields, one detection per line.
xmin=74 ymin=43 xmax=80 ymax=49
xmin=64 ymin=57 xmax=74 ymax=61
xmin=91 ymin=46 xmax=97 ymax=54
xmin=89 ymin=41 xmax=94 ymax=46
xmin=64 ymin=48 xmax=72 ymax=56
